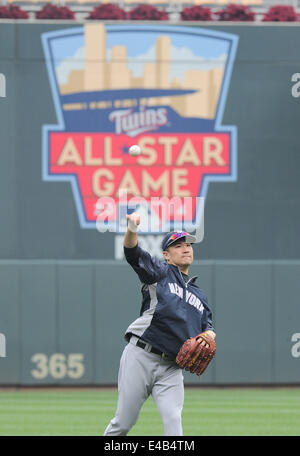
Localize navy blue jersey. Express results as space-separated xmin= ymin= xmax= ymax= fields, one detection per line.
xmin=124 ymin=244 xmax=214 ymax=360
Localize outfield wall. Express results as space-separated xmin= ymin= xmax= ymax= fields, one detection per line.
xmin=0 ymin=260 xmax=299 ymax=385
xmin=0 ymin=22 xmax=299 ymax=385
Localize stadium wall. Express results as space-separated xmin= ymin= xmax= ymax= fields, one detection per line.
xmin=0 ymin=22 xmax=299 ymax=385
xmin=0 ymin=260 xmax=300 ymax=385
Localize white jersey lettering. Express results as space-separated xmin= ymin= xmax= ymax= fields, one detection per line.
xmin=168 ymin=283 xmax=204 ymax=312
xmin=168 ymin=282 xmax=183 ymax=299
xmin=186 ymin=291 xmax=204 ymax=313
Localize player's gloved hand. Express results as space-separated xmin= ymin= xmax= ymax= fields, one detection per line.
xmin=176 ymin=332 xmax=216 ymax=376
xmin=126 ymin=212 xmax=140 ymax=233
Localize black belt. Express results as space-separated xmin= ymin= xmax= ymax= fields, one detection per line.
xmin=135 ymin=339 xmax=168 ymax=358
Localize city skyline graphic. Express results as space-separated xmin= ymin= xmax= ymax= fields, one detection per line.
xmin=53 ymin=23 xmax=229 ymax=120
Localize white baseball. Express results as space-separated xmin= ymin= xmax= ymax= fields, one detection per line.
xmin=129 ymin=145 xmax=141 ymax=156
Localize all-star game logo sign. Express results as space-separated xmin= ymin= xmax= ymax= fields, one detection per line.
xmin=41 ymin=24 xmax=238 ymax=231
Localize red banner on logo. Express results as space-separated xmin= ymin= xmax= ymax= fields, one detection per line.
xmin=49 ymin=132 xmax=230 ymax=222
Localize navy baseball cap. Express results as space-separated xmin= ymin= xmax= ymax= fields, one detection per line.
xmin=161 ymin=231 xmax=197 ymax=251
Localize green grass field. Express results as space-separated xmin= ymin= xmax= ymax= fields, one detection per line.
xmin=0 ymin=387 xmax=300 ymax=436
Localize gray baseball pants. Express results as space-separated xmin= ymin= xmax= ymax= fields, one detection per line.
xmin=103 ymin=335 xmax=184 ymax=436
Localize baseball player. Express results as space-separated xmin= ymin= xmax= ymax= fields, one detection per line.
xmin=103 ymin=212 xmax=216 ymax=436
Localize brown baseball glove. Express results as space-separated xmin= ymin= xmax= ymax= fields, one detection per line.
xmin=176 ymin=332 xmax=216 ymax=376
